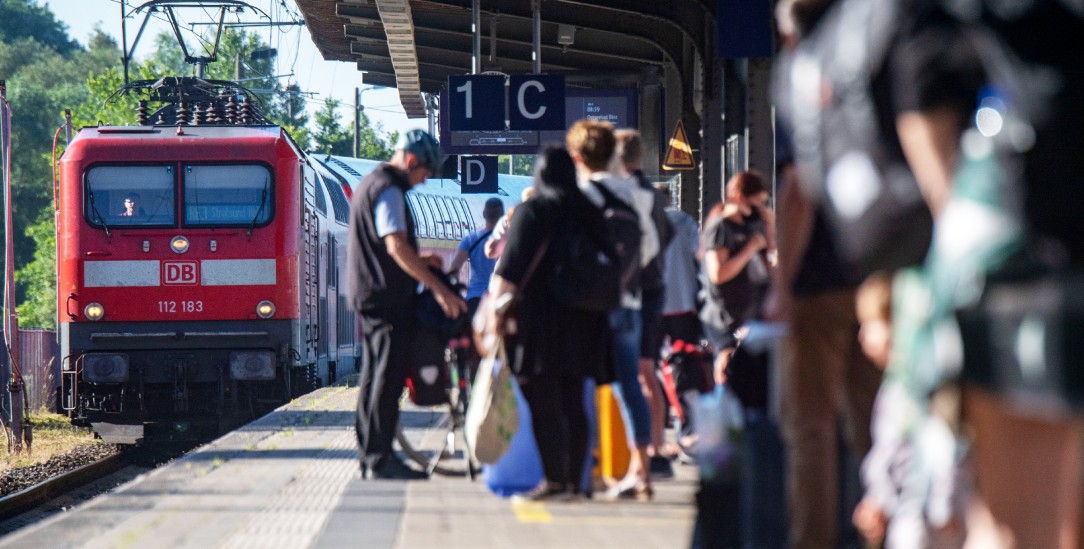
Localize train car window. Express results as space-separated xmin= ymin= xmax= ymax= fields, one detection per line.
xmin=436 ymin=197 xmax=458 ymax=240
xmin=182 ymin=164 xmax=273 ymax=227
xmin=448 ymin=197 xmax=475 ymax=238
xmin=438 ymin=197 xmax=461 ymax=240
xmin=85 ymin=165 xmax=176 ymax=228
xmin=413 ymin=194 xmax=431 ymax=238
xmin=422 ymin=195 xmax=446 ymax=240
xmin=318 ymin=173 xmax=349 ymax=224
xmin=311 ymin=170 xmax=328 ymax=216
xmin=404 ymin=193 xmax=428 ymax=238
xmin=459 ymin=197 xmax=479 ymax=232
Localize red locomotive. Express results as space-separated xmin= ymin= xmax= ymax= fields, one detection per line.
xmin=57 ymin=78 xmax=355 ymax=443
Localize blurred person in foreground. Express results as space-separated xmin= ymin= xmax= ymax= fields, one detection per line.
xmin=346 ymin=129 xmax=467 ymax=480
xmin=934 ymin=1 xmax=1084 ymax=546
xmin=488 ymin=146 xmax=612 ymax=502
xmin=773 ymin=0 xmax=984 ymax=544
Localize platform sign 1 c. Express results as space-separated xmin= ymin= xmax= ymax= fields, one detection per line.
xmin=460 ymin=156 xmax=498 ymax=194
xmin=508 ymin=75 xmax=565 ymax=131
xmin=448 ymin=75 xmax=505 ymax=131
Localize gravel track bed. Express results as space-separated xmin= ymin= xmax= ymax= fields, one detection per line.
xmin=0 ymin=444 xmax=119 ymax=497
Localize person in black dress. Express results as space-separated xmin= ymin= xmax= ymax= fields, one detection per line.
xmin=488 ymin=145 xmax=612 ymax=501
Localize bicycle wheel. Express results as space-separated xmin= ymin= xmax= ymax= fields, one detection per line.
xmin=396 ymin=349 xmax=477 ymax=477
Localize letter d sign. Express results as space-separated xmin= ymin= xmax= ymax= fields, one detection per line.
xmin=460 ymin=156 xmax=498 ymax=194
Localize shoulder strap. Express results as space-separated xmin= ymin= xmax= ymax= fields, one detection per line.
xmin=591 ymin=180 xmax=633 ymax=212
xmin=520 ymin=235 xmax=550 ymax=291
xmin=467 ymin=229 xmax=494 ymax=255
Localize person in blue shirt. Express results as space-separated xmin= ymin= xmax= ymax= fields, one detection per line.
xmin=448 ymin=197 xmax=504 ymax=320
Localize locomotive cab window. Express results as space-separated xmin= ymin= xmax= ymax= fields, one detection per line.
xmin=85 ymin=165 xmax=176 ymax=228
xmin=183 ymin=164 xmax=273 ymax=227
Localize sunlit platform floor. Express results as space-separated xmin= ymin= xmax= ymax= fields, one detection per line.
xmin=0 ymin=379 xmax=698 ymax=548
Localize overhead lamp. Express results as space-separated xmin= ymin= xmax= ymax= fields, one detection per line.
xmin=557 ymin=24 xmax=576 ymax=46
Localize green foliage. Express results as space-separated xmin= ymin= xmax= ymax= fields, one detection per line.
xmin=0 ymin=0 xmax=78 ymax=55
xmin=14 ymin=210 xmax=55 ymax=328
xmin=497 ymin=155 xmax=536 ymax=176
xmin=312 ymin=100 xmax=352 ymax=156
xmin=359 ymin=113 xmax=396 ymax=161
xmin=3 ymin=29 xmax=119 ymax=298
xmin=274 ymin=84 xmax=310 ymax=149
xmin=312 ymin=100 xmax=396 ymax=160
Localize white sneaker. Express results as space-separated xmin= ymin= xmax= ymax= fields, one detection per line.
xmin=511 ymin=481 xmax=572 ymax=503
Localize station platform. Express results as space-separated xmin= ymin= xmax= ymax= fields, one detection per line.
xmin=0 ymin=380 xmax=698 ymax=548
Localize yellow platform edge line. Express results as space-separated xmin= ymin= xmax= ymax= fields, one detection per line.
xmin=511 ymin=501 xmax=553 ymax=523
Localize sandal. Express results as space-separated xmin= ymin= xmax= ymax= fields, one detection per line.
xmin=603 ymin=478 xmax=654 ymax=501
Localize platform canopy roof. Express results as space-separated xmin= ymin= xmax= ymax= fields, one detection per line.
xmin=293 ymin=0 xmax=715 ymax=118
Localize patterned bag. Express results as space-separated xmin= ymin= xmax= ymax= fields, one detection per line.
xmin=464 ymin=339 xmax=519 ymax=464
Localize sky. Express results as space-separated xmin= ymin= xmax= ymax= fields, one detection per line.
xmin=49 ymin=0 xmax=423 ymax=140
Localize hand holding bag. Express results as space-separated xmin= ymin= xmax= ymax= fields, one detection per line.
xmin=465 ymin=339 xmax=520 ymax=464
xmin=471 ymin=236 xmax=551 ymax=357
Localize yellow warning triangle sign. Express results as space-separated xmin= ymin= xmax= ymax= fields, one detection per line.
xmin=663 ymin=120 xmax=695 ymax=170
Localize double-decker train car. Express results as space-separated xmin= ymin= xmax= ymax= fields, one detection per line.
xmin=312 ymin=155 xmax=534 ymax=278
xmin=57 ymin=78 xmax=534 ymax=444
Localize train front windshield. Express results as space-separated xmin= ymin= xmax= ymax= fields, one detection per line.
xmin=85 ymin=165 xmax=177 ymax=227
xmin=183 ymin=164 xmax=272 ymax=227
xmin=83 ymin=164 xmax=273 ymax=229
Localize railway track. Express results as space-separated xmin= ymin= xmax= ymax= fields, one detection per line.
xmin=0 ymin=439 xmax=205 ymax=527
xmin=0 ymin=453 xmax=129 ymax=521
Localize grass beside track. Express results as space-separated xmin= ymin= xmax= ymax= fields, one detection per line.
xmin=0 ymin=412 xmax=102 ymax=471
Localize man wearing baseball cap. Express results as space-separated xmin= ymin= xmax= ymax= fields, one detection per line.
xmin=346 ymin=129 xmax=467 ymax=480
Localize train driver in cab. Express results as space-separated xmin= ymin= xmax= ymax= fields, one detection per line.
xmin=118 ymin=192 xmax=145 ymax=217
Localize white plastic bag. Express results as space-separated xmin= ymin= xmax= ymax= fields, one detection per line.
xmin=465 ymin=339 xmax=520 ymax=464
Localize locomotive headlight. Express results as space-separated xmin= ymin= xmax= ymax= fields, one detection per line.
xmin=170 ymin=235 xmax=190 ymax=254
xmin=256 ymin=300 xmax=275 ymax=319
xmin=84 ymin=303 xmax=105 ymax=321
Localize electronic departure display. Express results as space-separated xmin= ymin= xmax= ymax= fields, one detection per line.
xmin=440 ymin=88 xmax=638 ymax=155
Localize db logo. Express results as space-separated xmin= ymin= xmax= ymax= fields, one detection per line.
xmin=163 ymin=261 xmax=199 ymax=285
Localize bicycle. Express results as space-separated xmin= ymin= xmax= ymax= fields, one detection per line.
xmin=396 ymin=334 xmax=480 ymax=478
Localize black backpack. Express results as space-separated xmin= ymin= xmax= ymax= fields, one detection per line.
xmin=549 ymin=182 xmax=641 ymax=312
xmin=415 ymin=267 xmax=471 ymax=339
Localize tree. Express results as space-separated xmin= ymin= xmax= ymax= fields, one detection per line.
xmin=7 ymin=29 xmax=124 ymax=312
xmin=0 ymin=0 xmax=78 ymax=55
xmin=4 ymin=29 xmax=118 ymax=258
xmin=14 ymin=212 xmax=54 ymax=328
xmin=311 ymin=99 xmax=352 ymax=156
xmin=358 ymin=112 xmax=397 ymax=161
xmin=498 ymin=155 xmax=535 ymax=176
